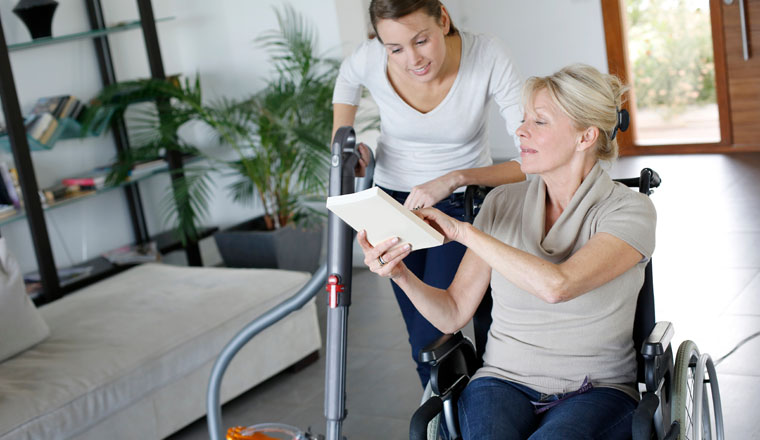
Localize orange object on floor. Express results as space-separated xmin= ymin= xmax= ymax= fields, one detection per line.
xmin=226 ymin=426 xmax=279 ymax=440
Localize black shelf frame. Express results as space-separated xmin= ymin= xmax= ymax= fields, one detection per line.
xmin=0 ymin=0 xmax=202 ymax=305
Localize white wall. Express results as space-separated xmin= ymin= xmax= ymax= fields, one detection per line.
xmin=0 ymin=0 xmax=343 ymax=273
xmin=445 ymin=0 xmax=609 ymax=160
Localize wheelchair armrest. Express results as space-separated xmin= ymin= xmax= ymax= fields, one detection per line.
xmin=641 ymin=321 xmax=674 ymax=358
xmin=419 ymin=331 xmax=468 ymax=365
xmin=410 ymin=395 xmax=443 ymax=440
xmin=641 ymin=321 xmax=675 ymax=393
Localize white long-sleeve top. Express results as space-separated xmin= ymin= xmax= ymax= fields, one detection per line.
xmin=333 ymin=31 xmax=523 ymax=192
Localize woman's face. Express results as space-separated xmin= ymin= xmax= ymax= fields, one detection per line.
xmin=375 ymin=9 xmax=450 ymax=83
xmin=516 ymin=89 xmax=583 ymax=175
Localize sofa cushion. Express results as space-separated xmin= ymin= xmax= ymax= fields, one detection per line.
xmin=0 ymin=263 xmax=311 ymax=440
xmin=0 ymin=237 xmax=50 ymax=363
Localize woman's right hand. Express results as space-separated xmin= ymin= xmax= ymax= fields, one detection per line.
xmin=354 ymin=143 xmax=371 ymax=177
xmin=357 ymin=230 xmax=412 ymax=280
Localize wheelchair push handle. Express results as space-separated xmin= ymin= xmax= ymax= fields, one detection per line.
xmin=615 ymin=168 xmax=661 ymax=195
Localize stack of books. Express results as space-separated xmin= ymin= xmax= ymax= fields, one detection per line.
xmin=40 ymin=166 xmax=111 ymax=206
xmin=102 ymin=241 xmax=160 ymax=265
xmin=24 ymin=95 xmax=87 ymax=145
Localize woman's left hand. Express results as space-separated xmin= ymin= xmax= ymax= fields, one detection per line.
xmin=415 ymin=207 xmax=466 ymax=244
xmin=357 ymin=230 xmax=413 ymax=279
xmin=403 ymin=175 xmax=456 ymax=210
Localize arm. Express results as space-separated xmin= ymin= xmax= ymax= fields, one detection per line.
xmin=417 ymin=208 xmax=645 ymax=304
xmin=402 ymin=161 xmax=525 ymax=209
xmin=357 ymin=230 xmax=491 ymax=333
xmin=332 ymin=103 xmax=358 ymax=140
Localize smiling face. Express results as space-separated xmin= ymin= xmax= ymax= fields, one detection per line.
xmin=516 ymin=89 xmax=585 ymax=176
xmin=375 ymin=8 xmax=450 ymax=83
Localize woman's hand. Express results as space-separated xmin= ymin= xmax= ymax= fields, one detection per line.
xmin=357 ymin=230 xmax=412 ymax=280
xmin=354 ymin=143 xmax=371 ymax=177
xmin=403 ymin=174 xmax=457 ymax=210
xmin=416 ymin=207 xmax=466 ymax=244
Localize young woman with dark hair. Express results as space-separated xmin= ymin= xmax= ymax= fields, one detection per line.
xmin=332 ymin=0 xmax=525 ymax=387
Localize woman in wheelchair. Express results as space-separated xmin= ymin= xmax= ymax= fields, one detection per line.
xmin=358 ymin=64 xmax=656 ymax=439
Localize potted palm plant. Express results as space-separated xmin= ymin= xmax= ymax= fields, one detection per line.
xmin=211 ymin=5 xmax=338 ymax=271
xmin=86 ymin=4 xmax=337 ymax=272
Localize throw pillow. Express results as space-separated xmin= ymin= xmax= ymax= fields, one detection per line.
xmin=0 ymin=237 xmax=50 ymax=362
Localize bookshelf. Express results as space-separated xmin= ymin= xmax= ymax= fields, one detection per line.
xmin=0 ymin=111 xmax=112 ymax=153
xmin=7 ymin=16 xmax=173 ymax=52
xmin=0 ymin=156 xmax=199 ymax=228
xmin=0 ymin=0 xmax=201 ymax=305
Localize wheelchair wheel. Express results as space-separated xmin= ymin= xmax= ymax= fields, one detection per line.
xmin=672 ymin=340 xmax=725 ymax=440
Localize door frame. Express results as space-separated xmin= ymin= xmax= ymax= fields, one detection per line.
xmin=600 ymin=0 xmax=748 ymax=155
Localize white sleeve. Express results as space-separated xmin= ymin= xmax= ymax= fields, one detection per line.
xmin=485 ymin=36 xmax=523 ymax=161
xmin=332 ymin=40 xmax=372 ymax=106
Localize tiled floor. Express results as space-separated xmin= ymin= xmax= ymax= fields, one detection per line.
xmin=171 ymin=154 xmax=760 ymax=439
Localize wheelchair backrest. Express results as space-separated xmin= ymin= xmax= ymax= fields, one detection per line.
xmin=464 ymin=167 xmax=661 ymax=384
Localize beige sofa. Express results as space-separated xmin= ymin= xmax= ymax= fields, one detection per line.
xmin=0 ymin=263 xmax=321 ymax=440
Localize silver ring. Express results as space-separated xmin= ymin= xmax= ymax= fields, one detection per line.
xmin=414 ymin=206 xmax=421 ymax=211
xmin=378 ymin=256 xmax=386 ymax=266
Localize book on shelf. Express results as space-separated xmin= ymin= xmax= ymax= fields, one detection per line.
xmin=130 ymin=158 xmax=167 ymax=177
xmin=325 ymin=186 xmax=444 ymax=252
xmin=40 ymin=184 xmax=95 ymax=206
xmin=24 ymin=265 xmax=94 ymax=285
xmin=0 ymin=204 xmax=17 ymax=220
xmin=57 ymin=96 xmax=80 ymax=120
xmin=102 ymin=241 xmax=160 ymax=265
xmin=61 ymin=175 xmax=107 ymax=189
xmin=38 ymin=118 xmax=59 ymax=144
xmin=0 ymin=163 xmax=20 ymax=208
xmin=59 ymin=165 xmax=111 ymax=190
xmin=68 ymin=101 xmax=87 ymax=121
xmin=31 ymin=95 xmax=68 ymax=117
xmin=27 ymin=112 xmax=55 ymax=141
xmin=0 ymin=170 xmax=13 ymax=206
xmin=19 ymin=95 xmax=84 ymax=143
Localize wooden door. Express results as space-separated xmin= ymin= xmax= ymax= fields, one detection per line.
xmin=723 ymin=0 xmax=760 ymax=147
xmin=602 ymin=0 xmax=760 ymax=154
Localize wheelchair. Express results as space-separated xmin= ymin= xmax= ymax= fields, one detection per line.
xmin=410 ymin=168 xmax=725 ymax=440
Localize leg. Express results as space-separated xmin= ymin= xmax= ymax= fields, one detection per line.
xmin=529 ymin=387 xmax=636 ymax=440
xmin=458 ymin=377 xmax=539 ymax=440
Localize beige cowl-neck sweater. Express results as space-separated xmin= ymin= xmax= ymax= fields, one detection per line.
xmin=471 ymin=162 xmax=656 ymax=400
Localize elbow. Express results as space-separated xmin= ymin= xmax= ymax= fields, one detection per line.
xmin=538 ymin=273 xmax=573 ymax=304
xmin=436 ymin=300 xmax=468 ymax=335
xmin=436 ymin=324 xmax=462 ymax=335
xmin=438 ymin=320 xmax=464 ymax=335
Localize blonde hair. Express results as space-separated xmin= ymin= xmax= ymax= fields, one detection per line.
xmin=523 ymin=64 xmax=629 ymax=161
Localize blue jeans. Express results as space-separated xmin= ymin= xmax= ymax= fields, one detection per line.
xmin=458 ymin=377 xmax=636 ymax=440
xmin=379 ymin=187 xmax=488 ymax=387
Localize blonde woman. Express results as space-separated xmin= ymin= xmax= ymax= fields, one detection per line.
xmin=359 ymin=64 xmax=655 ymax=439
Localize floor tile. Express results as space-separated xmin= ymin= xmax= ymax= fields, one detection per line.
xmin=727 ymin=271 xmax=760 ymax=315
xmin=712 ymin=374 xmax=760 ymax=439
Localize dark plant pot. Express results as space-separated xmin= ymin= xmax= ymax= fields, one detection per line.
xmin=13 ymin=0 xmax=58 ymax=40
xmin=214 ymin=216 xmax=324 ymax=273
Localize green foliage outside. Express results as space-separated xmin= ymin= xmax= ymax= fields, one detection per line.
xmin=626 ymin=0 xmax=716 ymax=117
